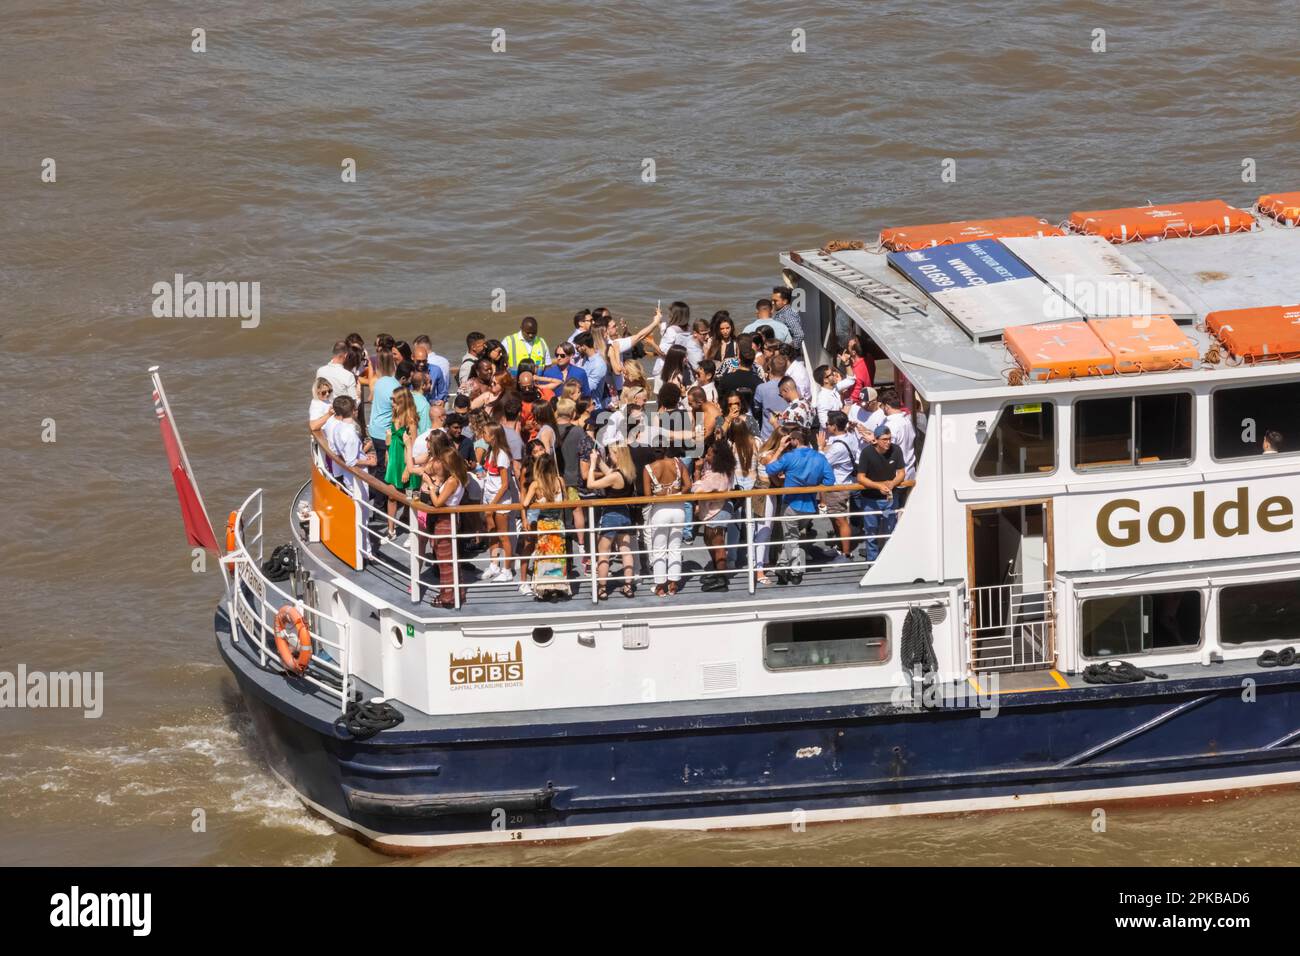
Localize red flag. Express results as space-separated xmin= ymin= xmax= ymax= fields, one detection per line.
xmin=152 ymin=377 xmax=220 ymax=552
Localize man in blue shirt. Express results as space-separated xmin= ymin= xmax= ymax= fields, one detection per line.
xmin=764 ymin=423 xmax=833 ymax=582
xmin=540 ymin=342 xmax=590 ymax=398
xmin=770 ymin=286 xmax=805 ymax=349
xmin=572 ymin=331 xmax=608 ymax=409
xmin=753 ymin=353 xmax=789 ymax=440
xmin=412 ymin=340 xmax=449 ymax=402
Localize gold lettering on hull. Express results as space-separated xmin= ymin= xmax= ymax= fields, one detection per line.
xmin=1097 ymin=487 xmax=1295 ymax=547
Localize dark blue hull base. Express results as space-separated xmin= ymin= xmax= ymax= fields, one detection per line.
xmin=216 ymin=610 xmax=1300 ymax=851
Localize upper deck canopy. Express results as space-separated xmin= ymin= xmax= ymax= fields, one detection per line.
xmin=782 ymin=210 xmax=1300 ymax=402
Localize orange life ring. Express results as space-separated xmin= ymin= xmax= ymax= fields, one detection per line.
xmin=274 ymin=605 xmax=312 ymax=675
xmin=223 ymin=511 xmax=240 ymax=577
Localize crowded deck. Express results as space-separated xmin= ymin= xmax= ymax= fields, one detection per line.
xmin=299 ymin=297 xmax=921 ymax=613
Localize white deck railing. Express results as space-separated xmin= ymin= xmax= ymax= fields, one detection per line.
xmin=310 ymin=434 xmax=910 ymax=608
xmin=226 ymin=489 xmax=353 ymax=712
xmin=964 ymin=581 xmax=1056 ymax=672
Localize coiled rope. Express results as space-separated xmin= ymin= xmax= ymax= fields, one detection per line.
xmin=900 ymin=606 xmax=938 ymax=676
xmin=334 ymin=697 xmax=405 ymax=740
xmin=1081 ymin=660 xmax=1168 ymax=684
xmin=1258 ymin=646 xmax=1297 ymax=668
xmin=820 ymin=238 xmax=866 ymax=254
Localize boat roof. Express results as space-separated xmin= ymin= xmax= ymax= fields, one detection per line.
xmin=781 ymin=213 xmax=1300 ymax=403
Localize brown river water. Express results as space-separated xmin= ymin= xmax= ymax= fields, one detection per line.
xmin=3 ymin=0 xmax=1299 ymax=865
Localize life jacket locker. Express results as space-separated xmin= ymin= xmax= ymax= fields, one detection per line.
xmin=1206 ymin=305 xmax=1300 ymax=362
xmin=1068 ymin=200 xmax=1256 ymax=243
xmin=1257 ymin=192 xmax=1300 ymax=226
xmin=1003 ymin=321 xmax=1114 ymax=381
xmin=879 ymin=215 xmax=1064 ymax=252
xmin=1089 ymin=315 xmax=1199 ymax=372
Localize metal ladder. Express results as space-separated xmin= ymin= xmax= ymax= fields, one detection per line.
xmin=790 ymin=248 xmax=929 ymax=318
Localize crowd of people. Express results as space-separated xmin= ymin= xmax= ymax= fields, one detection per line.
xmin=309 ymin=292 xmax=924 ymax=606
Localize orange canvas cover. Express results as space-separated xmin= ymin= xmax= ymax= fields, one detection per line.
xmin=1003 ymin=321 xmax=1113 ymax=381
xmin=311 ymin=462 xmax=363 ymax=570
xmin=879 ymin=215 xmax=1064 ymax=251
xmin=1068 ymin=200 xmax=1255 ymax=243
xmin=1206 ymin=305 xmax=1300 ymax=361
xmin=1258 ymin=192 xmax=1300 ymax=225
xmin=1090 ymin=316 xmax=1198 ymax=372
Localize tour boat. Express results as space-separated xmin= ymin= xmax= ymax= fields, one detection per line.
xmin=159 ymin=191 xmax=1300 ymax=852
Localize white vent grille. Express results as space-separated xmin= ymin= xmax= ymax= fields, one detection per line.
xmin=622 ymin=622 xmax=649 ymax=650
xmin=926 ymin=605 xmax=948 ymax=626
xmin=701 ymin=661 xmax=739 ymax=694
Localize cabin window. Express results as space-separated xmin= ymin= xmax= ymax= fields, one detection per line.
xmin=972 ymin=401 xmax=1055 ymax=478
xmin=1219 ymin=579 xmax=1300 ymax=645
xmin=764 ymin=615 xmax=890 ymax=670
xmin=1073 ymin=392 xmax=1192 ymax=470
xmin=1080 ymin=590 xmax=1202 ymax=658
xmin=1212 ymin=382 xmax=1300 ymax=459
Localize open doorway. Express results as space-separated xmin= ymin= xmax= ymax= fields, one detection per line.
xmin=966 ymin=499 xmax=1055 ymax=672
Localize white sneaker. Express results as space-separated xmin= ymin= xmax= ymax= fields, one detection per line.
xmin=519 ymin=582 xmax=534 ymax=596
xmin=483 ymin=564 xmax=502 ymax=581
xmin=496 ymin=569 xmax=515 ymax=584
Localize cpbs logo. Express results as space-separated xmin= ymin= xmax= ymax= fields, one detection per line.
xmin=450 ymin=642 xmax=524 ymax=689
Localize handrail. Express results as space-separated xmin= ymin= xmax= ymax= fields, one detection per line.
xmin=229 ymin=488 xmax=353 ymax=711
xmin=310 ymin=427 xmax=912 ymax=515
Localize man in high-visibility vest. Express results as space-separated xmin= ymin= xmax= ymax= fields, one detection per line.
xmin=503 ymin=315 xmax=551 ymax=374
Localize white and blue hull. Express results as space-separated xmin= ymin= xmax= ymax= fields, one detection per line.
xmin=218 ymin=607 xmax=1300 ymax=851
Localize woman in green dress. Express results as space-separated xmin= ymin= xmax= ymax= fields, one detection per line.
xmin=383 ymin=388 xmax=422 ymax=540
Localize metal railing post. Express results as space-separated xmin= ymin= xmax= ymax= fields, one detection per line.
xmin=745 ymin=496 xmax=755 ymax=594
xmin=451 ymin=512 xmax=462 ymax=610
xmin=407 ymin=497 xmax=420 ymax=604
xmin=341 ymin=614 xmax=351 ymax=714
xmin=257 ymin=574 xmax=268 ymax=667
xmin=588 ymin=504 xmax=599 ymax=604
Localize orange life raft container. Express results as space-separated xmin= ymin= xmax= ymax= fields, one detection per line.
xmin=1257 ymin=192 xmax=1300 ymax=226
xmin=1090 ymin=316 xmax=1199 ymax=372
xmin=1068 ymin=200 xmax=1255 ymax=243
xmin=1003 ymin=321 xmax=1114 ymax=381
xmin=879 ymin=215 xmax=1064 ymax=252
xmin=1206 ymin=305 xmax=1300 ymax=362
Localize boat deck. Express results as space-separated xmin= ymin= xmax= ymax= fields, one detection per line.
xmin=291 ymin=483 xmax=878 ymax=624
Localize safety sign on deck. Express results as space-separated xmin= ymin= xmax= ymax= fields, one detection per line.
xmin=887 ymin=240 xmax=1034 ymax=294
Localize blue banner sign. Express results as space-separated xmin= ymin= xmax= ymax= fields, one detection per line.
xmin=887 ymin=240 xmax=1034 ymax=295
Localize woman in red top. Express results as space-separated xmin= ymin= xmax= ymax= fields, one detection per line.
xmin=840 ymin=335 xmax=875 ymax=403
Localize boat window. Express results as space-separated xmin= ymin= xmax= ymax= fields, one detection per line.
xmin=1219 ymin=579 xmax=1300 ymax=645
xmin=764 ymin=615 xmax=889 ymax=670
xmin=1074 ymin=392 xmax=1192 ymax=470
xmin=1080 ymin=590 xmax=1201 ymax=657
xmin=1212 ymin=381 xmax=1300 ymax=459
xmin=972 ymin=401 xmax=1055 ymax=478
